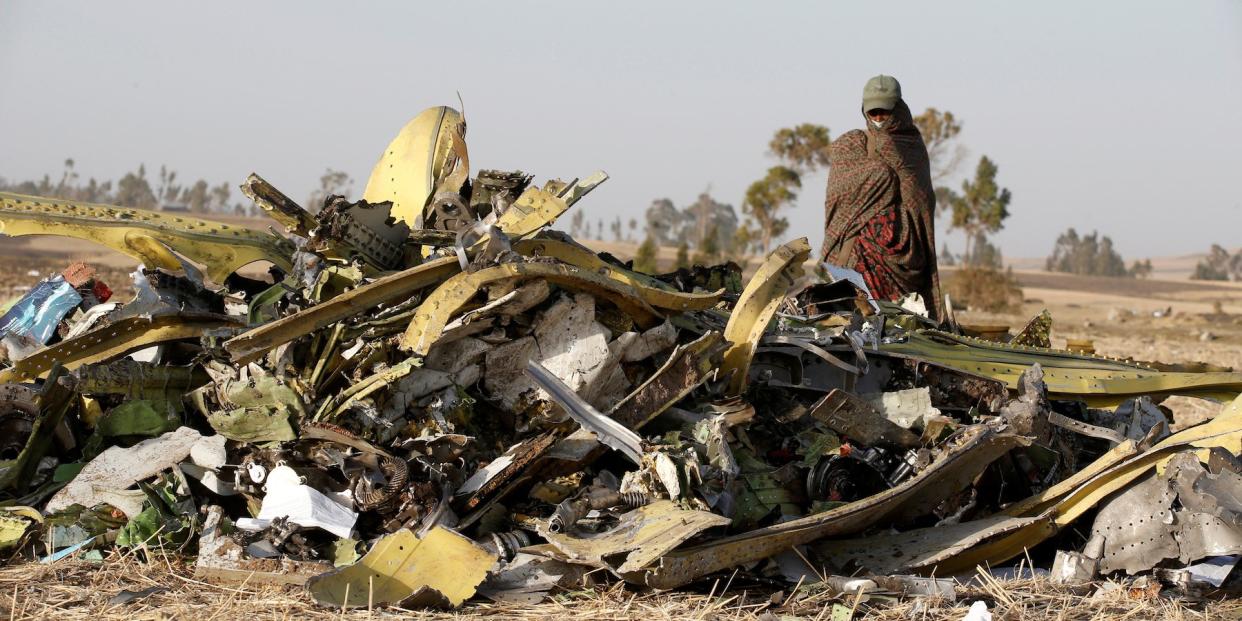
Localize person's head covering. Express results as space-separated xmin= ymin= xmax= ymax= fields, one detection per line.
xmin=862 ymin=75 xmax=901 ymax=112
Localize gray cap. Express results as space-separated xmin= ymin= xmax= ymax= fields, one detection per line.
xmin=862 ymin=75 xmax=901 ymax=112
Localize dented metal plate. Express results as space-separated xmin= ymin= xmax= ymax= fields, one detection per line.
xmin=880 ymin=330 xmax=1242 ymax=407
xmin=307 ymin=526 xmax=495 ymax=609
xmin=0 ymin=192 xmax=294 ymax=281
xmin=722 ymin=238 xmax=810 ymax=396
xmin=543 ymin=500 xmax=730 ymax=574
xmin=401 ymin=261 xmax=663 ymax=356
xmin=363 ymin=106 xmax=462 ymax=228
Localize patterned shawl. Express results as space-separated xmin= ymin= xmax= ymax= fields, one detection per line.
xmin=821 ymin=100 xmax=942 ymax=320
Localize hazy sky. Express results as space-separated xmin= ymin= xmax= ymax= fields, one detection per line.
xmin=2 ymin=1 xmax=1239 ymax=259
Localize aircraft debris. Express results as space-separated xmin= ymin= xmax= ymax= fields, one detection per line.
xmin=1 ymin=105 xmax=1242 ymax=615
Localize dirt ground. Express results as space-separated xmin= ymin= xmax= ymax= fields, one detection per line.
xmin=2 ymin=236 xmax=1241 ymax=619
xmin=948 ymin=267 xmax=1242 ymax=430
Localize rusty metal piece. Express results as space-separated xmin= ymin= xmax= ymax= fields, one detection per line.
xmin=310 ymin=195 xmax=411 ymax=270
xmin=610 ymin=332 xmax=727 ymax=429
xmin=809 ymin=389 xmax=921 ymax=450
xmin=721 ymin=238 xmax=811 ymax=396
xmin=478 ymin=530 xmax=532 ymax=561
xmin=0 ymin=192 xmax=294 ymax=281
xmin=455 ymin=432 xmax=560 ymax=515
xmin=354 ymin=456 xmax=410 ymax=511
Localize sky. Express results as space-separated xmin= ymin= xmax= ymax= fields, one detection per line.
xmin=1 ymin=1 xmax=1239 ymax=259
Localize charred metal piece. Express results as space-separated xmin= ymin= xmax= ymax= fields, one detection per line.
xmin=0 ymin=384 xmax=39 ymax=461
xmin=240 ymin=173 xmax=317 ymax=237
xmin=310 ymin=195 xmax=411 ymax=271
xmin=807 ymin=452 xmax=892 ymax=503
xmin=470 ymin=169 xmax=533 ymax=220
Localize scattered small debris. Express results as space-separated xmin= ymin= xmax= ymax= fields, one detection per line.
xmin=0 ymin=106 xmax=1240 ymax=617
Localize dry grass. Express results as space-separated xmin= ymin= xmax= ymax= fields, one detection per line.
xmin=1 ymin=552 xmax=1239 ymax=620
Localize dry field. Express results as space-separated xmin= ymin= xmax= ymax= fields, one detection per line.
xmin=2 ymin=237 xmax=1241 ymax=619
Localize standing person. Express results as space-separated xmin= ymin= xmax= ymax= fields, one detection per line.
xmin=821 ymin=75 xmax=942 ymax=320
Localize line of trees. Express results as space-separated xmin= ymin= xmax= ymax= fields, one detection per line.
xmin=1044 ymin=228 xmax=1152 ymax=278
xmin=1191 ymin=244 xmax=1242 ymax=281
xmin=0 ymin=159 xmax=354 ymax=216
xmin=1 ymin=159 xmax=242 ymax=214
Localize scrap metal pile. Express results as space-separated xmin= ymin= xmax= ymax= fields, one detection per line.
xmin=2 ymin=106 xmax=1242 ymax=609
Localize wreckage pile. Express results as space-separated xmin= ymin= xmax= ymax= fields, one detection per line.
xmin=1 ymin=106 xmax=1242 ymax=613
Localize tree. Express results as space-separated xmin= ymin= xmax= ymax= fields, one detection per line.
xmin=1129 ymin=259 xmax=1153 ymax=279
xmin=1190 ymin=244 xmax=1240 ymax=281
xmin=114 ymin=164 xmax=157 ymax=209
xmin=181 ymin=179 xmax=210 ymax=213
xmin=0 ymin=160 xmax=245 ymax=215
xmin=740 ymin=124 xmax=828 ymax=256
xmin=1045 ymin=228 xmax=1130 ymax=277
xmin=644 ymin=198 xmax=683 ymax=245
xmin=969 ymin=233 xmax=1003 ymax=269
xmin=633 ymin=235 xmax=659 ymax=273
xmin=692 ymin=229 xmax=721 ymax=265
xmin=569 ymin=210 xmax=586 ymax=238
xmin=55 ymin=159 xmax=79 ymax=197
xmin=732 ymin=224 xmax=756 ymax=260
xmin=947 ymin=156 xmax=1010 ymax=263
xmin=627 ymin=218 xmax=638 ymax=242
xmin=1093 ymin=236 xmax=1127 ymax=277
xmin=306 ymin=168 xmax=353 ymax=211
xmin=768 ymin=124 xmax=831 ymax=174
xmin=210 ymin=182 xmax=231 ymax=214
xmin=939 ymin=243 xmax=957 ymax=267
xmin=610 ymin=217 xmax=622 ymax=242
xmin=683 ymin=191 xmax=738 ymax=256
xmin=156 ymin=165 xmax=182 ymax=206
xmin=742 ymin=166 xmax=799 ymax=255
xmin=912 ymin=108 xmax=966 ymax=183
xmin=675 ymin=240 xmax=690 ymax=268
